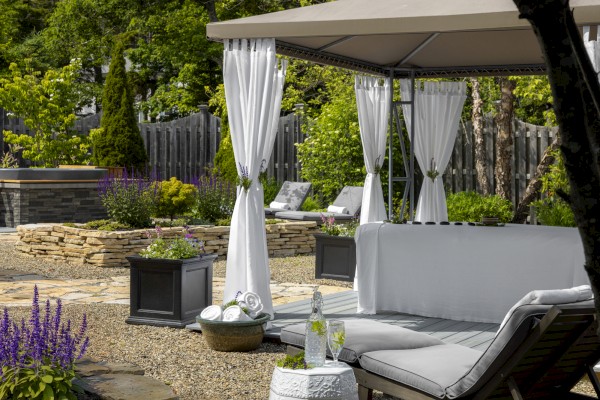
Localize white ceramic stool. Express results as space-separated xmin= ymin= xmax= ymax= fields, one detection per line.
xmin=269 ymin=360 xmax=359 ymax=400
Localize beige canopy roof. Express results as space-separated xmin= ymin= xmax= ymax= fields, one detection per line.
xmin=207 ymin=0 xmax=600 ymax=77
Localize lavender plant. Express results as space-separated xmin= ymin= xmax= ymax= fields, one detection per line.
xmin=236 ymin=164 xmax=252 ymax=192
xmin=192 ymin=172 xmax=236 ymax=223
xmin=98 ymin=168 xmax=159 ymax=228
xmin=0 ymin=286 xmax=89 ymax=399
xmin=140 ymin=225 xmax=205 ymax=259
xmin=320 ymin=214 xmax=358 ymax=237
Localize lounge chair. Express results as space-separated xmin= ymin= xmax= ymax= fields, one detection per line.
xmin=281 ymin=297 xmax=600 ymax=399
xmin=264 ymin=181 xmax=312 ymax=217
xmin=274 ymin=186 xmax=363 ymax=222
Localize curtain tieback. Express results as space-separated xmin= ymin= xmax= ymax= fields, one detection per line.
xmin=426 ymin=157 xmax=439 ymax=182
xmin=236 ymin=163 xmax=253 ymax=192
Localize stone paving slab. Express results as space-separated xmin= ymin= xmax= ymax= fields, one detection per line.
xmin=0 ymin=269 xmax=349 ymax=308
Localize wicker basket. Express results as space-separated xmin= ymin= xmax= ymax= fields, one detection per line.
xmin=197 ymin=313 xmax=271 ymax=352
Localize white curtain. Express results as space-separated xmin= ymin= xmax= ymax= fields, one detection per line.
xmin=223 ymin=38 xmax=287 ymax=322
xmin=584 ymin=26 xmax=600 ymax=73
xmin=355 ymin=76 xmax=391 ymax=225
xmin=400 ymin=80 xmax=466 ymax=222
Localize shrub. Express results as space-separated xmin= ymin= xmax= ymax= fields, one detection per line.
xmin=97 ymin=169 xmax=158 ymax=228
xmin=83 ymin=219 xmax=131 ymax=231
xmin=92 ymin=41 xmax=147 ymax=168
xmin=446 ymin=191 xmax=513 ymax=223
xmin=0 ymin=286 xmax=89 ymax=399
xmin=192 ymin=172 xmax=236 ymax=223
xmin=320 ymin=215 xmax=358 ymax=237
xmin=532 ymin=197 xmax=576 ymax=227
xmin=261 ymin=174 xmax=281 ymax=206
xmin=153 ymin=177 xmax=198 ymax=220
xmin=300 ymin=196 xmax=322 ymax=211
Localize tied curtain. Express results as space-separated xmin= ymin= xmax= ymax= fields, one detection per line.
xmin=355 ymin=76 xmax=391 ymax=225
xmin=584 ymin=26 xmax=600 ymax=72
xmin=400 ymin=80 xmax=466 ymax=222
xmin=223 ymin=38 xmax=287 ymax=321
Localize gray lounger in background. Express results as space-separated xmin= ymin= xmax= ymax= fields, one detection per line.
xmin=274 ymin=186 xmax=363 ymax=222
xmin=264 ymin=181 xmax=312 ymax=216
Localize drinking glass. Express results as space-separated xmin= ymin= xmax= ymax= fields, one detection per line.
xmin=327 ymin=320 xmax=345 ymax=365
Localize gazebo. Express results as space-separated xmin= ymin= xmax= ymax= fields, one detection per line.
xmin=205 ymin=0 xmax=600 ymax=321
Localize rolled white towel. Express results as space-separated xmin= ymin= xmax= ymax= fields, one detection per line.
xmin=269 ymin=201 xmax=291 ymax=210
xmin=222 ymin=305 xmax=252 ymax=322
xmin=200 ymin=305 xmax=223 ymax=321
xmin=327 ymin=205 xmax=348 ymax=214
xmin=241 ymin=291 xmax=264 ymax=319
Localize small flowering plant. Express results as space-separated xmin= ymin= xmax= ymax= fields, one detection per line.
xmin=0 ymin=286 xmax=89 ymax=399
xmin=140 ymin=225 xmax=205 ymax=260
xmin=320 ymin=214 xmax=358 ymax=237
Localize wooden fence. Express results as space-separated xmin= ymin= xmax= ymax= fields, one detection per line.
xmin=1 ymin=104 xmax=555 ymax=205
xmin=444 ymin=115 xmax=558 ymax=206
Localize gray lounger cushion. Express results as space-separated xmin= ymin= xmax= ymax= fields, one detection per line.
xmin=359 ymin=344 xmax=483 ymax=399
xmin=445 ymin=299 xmax=595 ymax=398
xmin=265 ymin=181 xmax=312 ymax=215
xmin=281 ymin=319 xmax=444 ymax=363
xmin=274 ymin=186 xmax=364 ymax=221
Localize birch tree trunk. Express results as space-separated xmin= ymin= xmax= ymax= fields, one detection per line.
xmin=494 ymin=78 xmax=516 ymax=201
xmin=512 ymin=0 xmax=600 ymax=319
xmin=471 ymin=78 xmax=491 ymax=195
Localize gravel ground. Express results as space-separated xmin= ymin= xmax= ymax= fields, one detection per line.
xmin=0 ymin=239 xmax=596 ymax=399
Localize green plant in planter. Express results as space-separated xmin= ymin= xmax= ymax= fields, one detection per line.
xmin=320 ymin=215 xmax=358 ymax=237
xmin=276 ymin=351 xmax=312 ymax=370
xmin=140 ymin=225 xmax=204 ymax=259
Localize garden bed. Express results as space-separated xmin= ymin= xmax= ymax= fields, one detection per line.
xmin=15 ymin=221 xmax=320 ymax=267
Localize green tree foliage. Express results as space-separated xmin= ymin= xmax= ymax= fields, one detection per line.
xmin=92 ymin=41 xmax=147 ymax=168
xmin=532 ymin=149 xmax=575 ymax=226
xmin=0 ymin=60 xmax=91 ymax=167
xmin=154 ymin=177 xmax=198 ymax=220
xmin=296 ymin=69 xmax=364 ymax=204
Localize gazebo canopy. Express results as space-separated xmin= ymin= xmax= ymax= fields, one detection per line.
xmin=207 ymin=0 xmax=600 ymax=77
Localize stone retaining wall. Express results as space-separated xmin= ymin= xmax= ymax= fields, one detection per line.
xmin=16 ymin=222 xmax=320 ymax=267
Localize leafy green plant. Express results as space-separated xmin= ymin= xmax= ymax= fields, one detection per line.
xmin=192 ymin=172 xmax=236 ymax=223
xmin=531 ymin=149 xmax=575 ymax=227
xmin=83 ymin=219 xmax=132 ymax=231
xmin=276 ymin=351 xmax=311 ymax=370
xmin=260 ymin=173 xmax=281 ymax=205
xmin=216 ymin=217 xmax=232 ymax=226
xmin=92 ymin=41 xmax=147 ymax=168
xmin=153 ymin=177 xmax=198 ymax=220
xmin=0 ymin=60 xmax=92 ymax=167
xmin=446 ymin=191 xmax=513 ymax=223
xmin=97 ymin=170 xmax=158 ymax=228
xmin=140 ymin=225 xmax=204 ymax=259
xmin=300 ymin=196 xmax=322 ymax=211
xmin=0 ymin=286 xmax=88 ymax=399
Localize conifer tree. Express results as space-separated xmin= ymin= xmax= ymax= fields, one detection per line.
xmin=92 ymin=41 xmax=147 ymax=168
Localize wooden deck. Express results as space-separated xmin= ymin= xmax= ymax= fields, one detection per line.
xmin=267 ymin=290 xmax=500 ymax=351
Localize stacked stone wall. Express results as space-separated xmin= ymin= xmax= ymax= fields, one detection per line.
xmin=16 ymin=222 xmax=320 ymax=267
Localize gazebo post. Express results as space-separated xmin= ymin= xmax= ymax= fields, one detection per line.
xmin=388 ymin=69 xmax=394 ymax=220
xmin=408 ymin=71 xmax=416 ymax=220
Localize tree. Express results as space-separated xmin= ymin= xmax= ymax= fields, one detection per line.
xmin=470 ymin=77 xmax=491 ymax=195
xmin=0 ymin=60 xmax=91 ymax=167
xmin=92 ymin=41 xmax=147 ymax=168
xmin=494 ymin=77 xmax=516 ymax=201
xmin=512 ymin=0 xmax=600 ymax=317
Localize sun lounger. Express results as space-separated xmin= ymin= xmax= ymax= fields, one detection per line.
xmin=264 ymin=181 xmax=312 ymax=216
xmin=274 ymin=186 xmax=363 ymax=222
xmin=281 ymin=296 xmax=600 ymax=399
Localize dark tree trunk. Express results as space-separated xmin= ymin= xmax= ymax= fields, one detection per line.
xmin=471 ymin=78 xmax=491 ymax=195
xmin=512 ymin=0 xmax=600 ymax=320
xmin=494 ymin=78 xmax=516 ymax=201
xmin=512 ymin=134 xmax=560 ymax=223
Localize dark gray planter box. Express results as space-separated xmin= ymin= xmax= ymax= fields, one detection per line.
xmin=126 ymin=254 xmax=217 ymax=328
xmin=315 ymin=234 xmax=356 ymax=282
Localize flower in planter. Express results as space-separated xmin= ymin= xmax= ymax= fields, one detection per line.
xmin=319 ymin=214 xmax=358 ymax=237
xmin=199 ymin=291 xmax=264 ymax=321
xmin=140 ymin=225 xmax=205 ymax=260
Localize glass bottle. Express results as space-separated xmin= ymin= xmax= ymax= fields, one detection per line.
xmin=304 ymin=287 xmax=327 ymax=367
